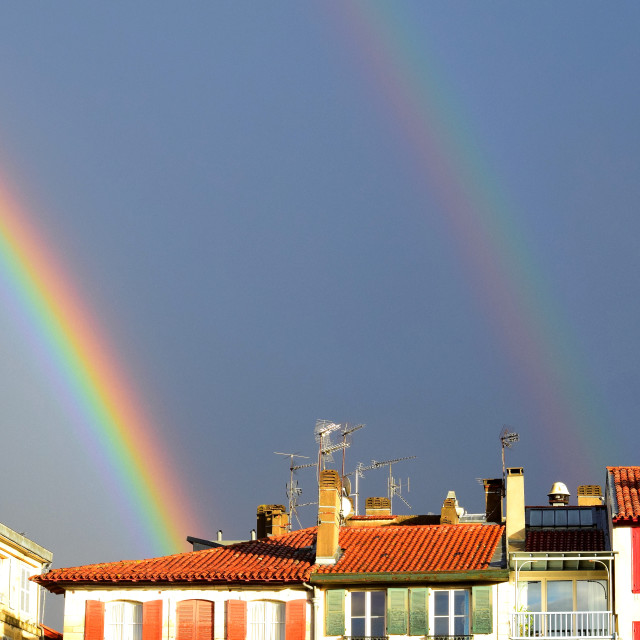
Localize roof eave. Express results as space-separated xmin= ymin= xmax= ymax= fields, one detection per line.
xmin=309 ymin=569 xmax=509 ymax=584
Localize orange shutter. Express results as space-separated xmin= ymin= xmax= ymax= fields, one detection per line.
xmin=285 ymin=600 xmax=306 ymax=640
xmin=178 ymin=601 xmax=197 ymax=640
xmin=633 ymin=528 xmax=640 ymax=593
xmin=85 ymin=600 xmax=105 ymax=640
xmin=143 ymin=600 xmax=163 ymax=640
xmin=178 ymin=600 xmax=214 ymax=640
xmin=196 ymin=600 xmax=214 ymax=640
xmin=633 ymin=621 xmax=640 ymax=640
xmin=226 ymin=600 xmax=247 ymax=640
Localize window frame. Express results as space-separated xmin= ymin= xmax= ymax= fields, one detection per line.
xmin=430 ymin=589 xmax=470 ymax=636
xmin=517 ymin=578 xmax=609 ymax=612
xmin=105 ymin=600 xmax=143 ymax=640
xmin=247 ymin=599 xmax=286 ymax=640
xmin=347 ymin=590 xmax=387 ymax=638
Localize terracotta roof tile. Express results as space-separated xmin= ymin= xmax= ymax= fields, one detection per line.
xmin=608 ymin=466 xmax=640 ymax=521
xmin=525 ymin=529 xmax=605 ymax=552
xmin=34 ymin=524 xmax=504 ymax=594
xmin=316 ymin=524 xmax=503 ymax=575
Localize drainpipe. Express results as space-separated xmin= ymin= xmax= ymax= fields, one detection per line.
xmin=303 ymin=583 xmax=319 ymax=640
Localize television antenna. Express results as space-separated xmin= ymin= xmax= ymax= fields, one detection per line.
xmin=348 ymin=456 xmax=416 ymax=515
xmin=314 ymin=420 xmax=350 ymax=473
xmin=500 ymin=426 xmax=519 ymax=496
xmin=340 ymin=423 xmax=365 ymax=476
xmin=274 ymin=452 xmax=317 ymax=530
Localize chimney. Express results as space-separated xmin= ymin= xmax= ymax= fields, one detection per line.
xmin=440 ymin=491 xmax=460 ymax=525
xmin=256 ymin=504 xmax=289 ymax=538
xmin=315 ymin=469 xmax=342 ymax=565
xmin=483 ymin=478 xmax=504 ymax=523
xmin=547 ymin=482 xmax=570 ymax=506
xmin=577 ymin=485 xmax=604 ymax=506
xmin=506 ymin=467 xmax=525 ymax=551
xmin=365 ymin=497 xmax=392 ymax=517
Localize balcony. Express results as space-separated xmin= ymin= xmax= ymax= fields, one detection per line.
xmin=511 ymin=611 xmax=614 ymax=639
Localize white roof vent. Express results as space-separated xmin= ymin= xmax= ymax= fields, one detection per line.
xmin=548 ymin=481 xmax=570 ymax=506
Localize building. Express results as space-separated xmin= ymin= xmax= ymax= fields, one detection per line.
xmin=507 ymin=468 xmax=614 ymax=640
xmin=34 ymin=470 xmax=510 ymax=640
xmin=0 ymin=521 xmax=53 ymax=640
xmin=606 ymin=466 xmax=640 ymax=640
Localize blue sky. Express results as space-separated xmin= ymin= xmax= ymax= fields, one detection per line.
xmin=0 ymin=3 xmax=639 ymax=628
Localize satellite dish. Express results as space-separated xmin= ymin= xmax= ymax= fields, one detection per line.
xmin=342 ymin=476 xmax=351 ymax=497
xmin=341 ymin=496 xmax=353 ymax=517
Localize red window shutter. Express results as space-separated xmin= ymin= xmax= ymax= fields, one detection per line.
xmin=633 ymin=621 xmax=640 ymax=640
xmin=143 ymin=600 xmax=163 ymax=640
xmin=178 ymin=601 xmax=197 ymax=640
xmin=285 ymin=600 xmax=306 ymax=640
xmin=178 ymin=600 xmax=214 ymax=640
xmin=196 ymin=600 xmax=214 ymax=640
xmin=633 ymin=528 xmax=640 ymax=593
xmin=226 ymin=600 xmax=247 ymax=640
xmin=85 ymin=600 xmax=105 ymax=640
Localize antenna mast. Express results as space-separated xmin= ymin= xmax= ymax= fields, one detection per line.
xmin=274 ymin=452 xmax=317 ymax=530
xmin=500 ymin=426 xmax=519 ymax=496
xmin=350 ymin=456 xmax=416 ymax=515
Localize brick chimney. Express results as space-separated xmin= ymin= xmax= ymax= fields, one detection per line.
xmin=506 ymin=467 xmax=525 ymax=551
xmin=483 ymin=478 xmax=503 ymax=523
xmin=440 ymin=491 xmax=460 ymax=525
xmin=365 ymin=497 xmax=391 ymax=517
xmin=315 ymin=470 xmax=342 ymax=565
xmin=256 ymin=504 xmax=289 ymax=538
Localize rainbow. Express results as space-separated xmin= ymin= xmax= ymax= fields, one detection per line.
xmin=0 ymin=176 xmax=202 ymax=556
xmin=325 ymin=3 xmax=614 ymax=479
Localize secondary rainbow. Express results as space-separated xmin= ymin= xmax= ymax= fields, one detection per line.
xmin=0 ymin=178 xmax=202 ymax=555
xmin=326 ymin=3 xmax=614 ymax=478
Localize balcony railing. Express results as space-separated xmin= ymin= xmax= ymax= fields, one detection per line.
xmin=342 ymin=636 xmax=471 ymax=640
xmin=511 ymin=611 xmax=614 ymax=639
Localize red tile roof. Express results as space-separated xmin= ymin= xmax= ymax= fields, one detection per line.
xmin=316 ymin=524 xmax=503 ymax=575
xmin=608 ymin=466 xmax=640 ymax=522
xmin=41 ymin=625 xmax=63 ymax=640
xmin=526 ymin=529 xmax=605 ymax=552
xmin=34 ymin=524 xmax=504 ymax=594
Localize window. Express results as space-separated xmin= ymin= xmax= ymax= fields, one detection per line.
xmin=349 ymin=591 xmax=386 ymax=638
xmin=518 ymin=580 xmax=609 ymax=637
xmin=519 ymin=580 xmax=607 ymax=612
xmin=0 ymin=557 xmax=9 ymax=604
xmin=105 ymin=601 xmax=143 ymax=640
xmin=432 ymin=590 xmax=469 ymax=636
xmin=20 ymin=565 xmax=37 ymax=617
xmin=248 ymin=601 xmax=285 ymax=640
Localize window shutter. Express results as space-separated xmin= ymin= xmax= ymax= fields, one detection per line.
xmin=285 ymin=599 xmax=306 ymax=640
xmin=633 ymin=528 xmax=640 ymax=593
xmin=196 ymin=601 xmax=214 ymax=640
xmin=386 ymin=588 xmax=408 ymax=635
xmin=633 ymin=621 xmax=640 ymax=640
xmin=409 ymin=588 xmax=429 ymax=636
xmin=85 ymin=600 xmax=105 ymax=640
xmin=325 ymin=590 xmax=345 ymax=636
xmin=142 ymin=600 xmax=163 ymax=640
xmin=177 ymin=601 xmax=196 ymax=640
xmin=472 ymin=586 xmax=493 ymax=634
xmin=226 ymin=600 xmax=247 ymax=640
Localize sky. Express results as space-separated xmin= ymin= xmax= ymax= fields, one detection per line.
xmin=0 ymin=2 xmax=639 ymax=629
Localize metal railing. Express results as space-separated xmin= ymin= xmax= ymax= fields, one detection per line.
xmin=511 ymin=611 xmax=613 ymax=639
